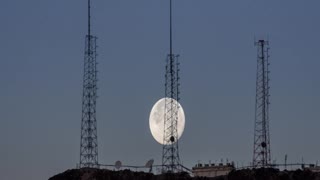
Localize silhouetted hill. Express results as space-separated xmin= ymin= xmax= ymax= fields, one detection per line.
xmin=48 ymin=169 xmax=206 ymax=180
xmin=49 ymin=168 xmax=320 ymax=180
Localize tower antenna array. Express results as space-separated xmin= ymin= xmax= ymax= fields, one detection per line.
xmin=162 ymin=0 xmax=182 ymax=173
xmin=252 ymin=39 xmax=271 ymax=168
xmin=79 ymin=0 xmax=99 ymax=168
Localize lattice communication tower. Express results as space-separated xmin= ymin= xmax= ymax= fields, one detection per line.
xmin=252 ymin=39 xmax=271 ymax=168
xmin=79 ymin=0 xmax=99 ymax=168
xmin=162 ymin=0 xmax=182 ymax=173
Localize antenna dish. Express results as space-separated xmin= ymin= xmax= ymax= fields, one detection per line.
xmin=115 ymin=161 xmax=122 ymax=170
xmin=145 ymin=159 xmax=154 ymax=168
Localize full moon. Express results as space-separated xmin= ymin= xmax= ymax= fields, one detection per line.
xmin=149 ymin=98 xmax=185 ymax=145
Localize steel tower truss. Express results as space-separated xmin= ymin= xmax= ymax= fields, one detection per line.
xmin=79 ymin=0 xmax=99 ymax=168
xmin=162 ymin=54 xmax=181 ymax=173
xmin=253 ymin=39 xmax=271 ymax=168
xmin=162 ymin=0 xmax=182 ymax=173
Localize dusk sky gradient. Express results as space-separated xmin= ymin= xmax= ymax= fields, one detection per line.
xmin=1 ymin=1 xmax=319 ymax=179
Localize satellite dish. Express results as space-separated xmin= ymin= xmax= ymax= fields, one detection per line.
xmin=145 ymin=159 xmax=154 ymax=168
xmin=145 ymin=159 xmax=154 ymax=173
xmin=115 ymin=161 xmax=122 ymax=170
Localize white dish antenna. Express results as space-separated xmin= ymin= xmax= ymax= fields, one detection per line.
xmin=145 ymin=159 xmax=154 ymax=168
xmin=145 ymin=159 xmax=154 ymax=173
xmin=115 ymin=160 xmax=122 ymax=170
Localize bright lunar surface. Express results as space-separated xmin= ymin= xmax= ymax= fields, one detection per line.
xmin=149 ymin=98 xmax=185 ymax=145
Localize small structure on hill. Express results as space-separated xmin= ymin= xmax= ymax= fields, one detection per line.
xmin=304 ymin=164 xmax=320 ymax=173
xmin=192 ymin=162 xmax=235 ymax=178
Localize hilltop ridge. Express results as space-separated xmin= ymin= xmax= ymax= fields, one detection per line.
xmin=49 ymin=168 xmax=320 ymax=180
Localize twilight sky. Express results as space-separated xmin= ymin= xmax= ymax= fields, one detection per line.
xmin=1 ymin=0 xmax=319 ymax=179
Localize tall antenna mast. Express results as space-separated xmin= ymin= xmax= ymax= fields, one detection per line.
xmin=252 ymin=39 xmax=271 ymax=168
xmin=169 ymin=0 xmax=172 ymax=56
xmin=162 ymin=0 xmax=182 ymax=173
xmin=88 ymin=0 xmax=91 ymax=37
xmin=79 ymin=0 xmax=99 ymax=168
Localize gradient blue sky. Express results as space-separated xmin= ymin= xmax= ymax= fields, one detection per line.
xmin=1 ymin=0 xmax=319 ymax=179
